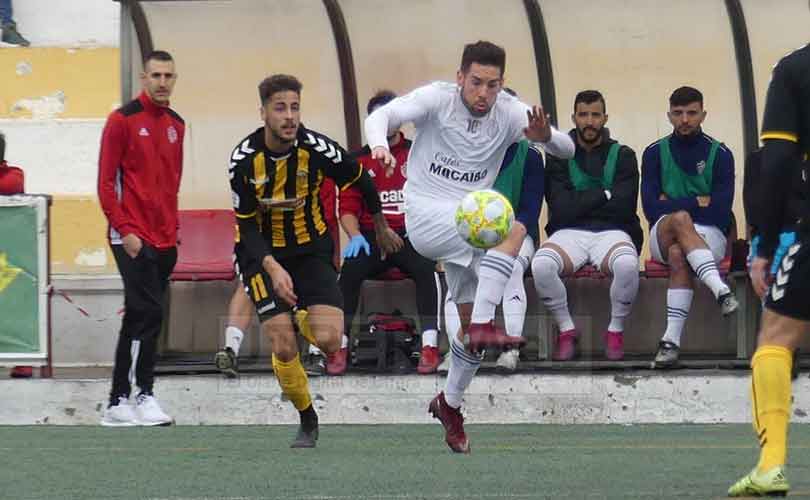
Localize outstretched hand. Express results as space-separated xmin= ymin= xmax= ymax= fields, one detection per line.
xmin=524 ymin=105 xmax=552 ymax=143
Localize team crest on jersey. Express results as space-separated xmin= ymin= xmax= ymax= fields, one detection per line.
xmin=167 ymin=126 xmax=178 ymax=144
xmin=696 ymin=160 xmax=706 ymax=175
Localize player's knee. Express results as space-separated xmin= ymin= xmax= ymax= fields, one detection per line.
xmin=610 ymin=251 xmax=639 ymax=278
xmin=531 ymin=249 xmax=562 ymax=281
xmin=315 ymin=326 xmax=342 ymax=354
xmin=671 ymin=210 xmax=694 ymax=233
xmin=272 ymin=345 xmax=298 ymax=363
xmin=757 ymin=311 xmax=806 ymax=349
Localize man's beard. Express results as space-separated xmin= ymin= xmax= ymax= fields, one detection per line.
xmin=674 ymin=126 xmax=699 ymax=138
xmin=460 ymin=90 xmax=490 ymax=118
xmin=270 ymin=124 xmax=297 ymax=145
xmin=576 ymin=126 xmax=602 ymax=144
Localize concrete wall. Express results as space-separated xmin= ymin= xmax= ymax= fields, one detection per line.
xmin=743 ymin=0 xmax=810 ymax=130
xmin=4 ymin=372 xmax=810 ymax=425
xmin=0 ymin=0 xmax=120 ymax=275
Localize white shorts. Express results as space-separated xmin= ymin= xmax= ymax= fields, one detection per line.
xmin=405 ymin=200 xmax=477 ymax=268
xmin=649 ymin=217 xmax=726 ymax=263
xmin=543 ymin=229 xmax=635 ymax=272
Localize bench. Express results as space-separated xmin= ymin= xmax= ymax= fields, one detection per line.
xmin=161 ymin=209 xmax=236 ymax=356
xmin=172 ymin=209 xmax=235 ymax=281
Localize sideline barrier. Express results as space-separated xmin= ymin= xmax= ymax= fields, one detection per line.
xmin=0 ymin=195 xmax=52 ymax=374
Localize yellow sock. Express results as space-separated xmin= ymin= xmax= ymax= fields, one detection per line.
xmin=272 ymin=353 xmax=312 ymax=411
xmin=751 ymin=345 xmax=792 ymax=473
xmin=294 ymin=309 xmax=318 ymax=346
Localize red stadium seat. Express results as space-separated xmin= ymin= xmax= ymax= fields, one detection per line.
xmin=171 ymin=209 xmax=236 ymax=281
xmin=571 ymin=264 xmax=607 ymax=279
xmin=373 ymin=267 xmax=409 ymax=281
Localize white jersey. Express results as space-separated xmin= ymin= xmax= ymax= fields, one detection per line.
xmin=365 ymin=81 xmax=574 ymax=266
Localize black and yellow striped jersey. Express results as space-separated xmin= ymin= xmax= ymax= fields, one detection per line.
xmin=229 ymin=125 xmax=361 ymax=259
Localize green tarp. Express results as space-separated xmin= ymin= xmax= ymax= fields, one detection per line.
xmin=0 ymin=200 xmax=41 ymax=353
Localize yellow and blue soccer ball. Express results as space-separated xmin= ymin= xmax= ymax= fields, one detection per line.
xmin=454 ymin=189 xmax=514 ymax=249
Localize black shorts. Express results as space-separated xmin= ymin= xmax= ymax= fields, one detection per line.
xmin=234 ymin=244 xmax=342 ymax=322
xmin=765 ymin=240 xmax=810 ymax=321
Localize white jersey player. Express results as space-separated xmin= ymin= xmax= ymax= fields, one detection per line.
xmin=365 ymin=41 xmax=574 ymax=453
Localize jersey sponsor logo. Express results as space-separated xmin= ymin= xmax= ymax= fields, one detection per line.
xmin=428 ymin=162 xmax=487 ymax=183
xmin=167 ymin=126 xmax=178 ymax=144
xmin=433 ymin=152 xmax=460 ymax=167
xmin=379 ymin=190 xmax=405 ymax=203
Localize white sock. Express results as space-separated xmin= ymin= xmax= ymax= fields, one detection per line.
xmin=308 ymin=344 xmax=323 ymax=355
xmin=340 ymin=334 xmax=348 ymax=349
xmin=502 ymin=258 xmax=527 ymax=338
xmin=532 ymin=248 xmax=575 ymax=332
xmin=444 ymin=336 xmax=481 ymax=408
xmin=422 ymin=329 xmax=438 ymax=347
xmin=443 ymin=297 xmax=461 ymax=346
xmin=607 ymin=249 xmax=640 ymax=332
xmin=225 ymin=326 xmax=244 ymax=356
xmin=470 ymin=250 xmax=516 ymax=324
xmin=686 ymin=248 xmax=730 ymax=299
xmin=661 ymin=288 xmax=694 ymax=346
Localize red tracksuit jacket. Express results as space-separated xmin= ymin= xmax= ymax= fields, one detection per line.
xmin=97 ymin=92 xmax=185 ymax=249
xmin=0 ymin=161 xmax=24 ymax=194
xmin=340 ymin=133 xmax=411 ymax=233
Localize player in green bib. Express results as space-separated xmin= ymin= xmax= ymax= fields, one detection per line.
xmin=532 ymin=90 xmax=642 ymax=361
xmin=640 ymin=86 xmax=739 ymax=369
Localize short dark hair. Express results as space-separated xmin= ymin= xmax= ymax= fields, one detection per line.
xmin=0 ymin=132 xmax=5 ymax=162
xmin=258 ymin=74 xmax=303 ymax=105
xmin=669 ymin=86 xmax=703 ymax=107
xmin=367 ymin=90 xmax=397 ymax=115
xmin=460 ymin=41 xmax=506 ymax=76
xmin=143 ymin=50 xmax=173 ymax=67
xmin=574 ymin=90 xmax=606 ymax=113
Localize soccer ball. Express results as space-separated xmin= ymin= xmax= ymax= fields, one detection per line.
xmin=454 ymin=189 xmax=514 ymax=249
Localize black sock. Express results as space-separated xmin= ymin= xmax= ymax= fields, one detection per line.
xmin=299 ymin=405 xmax=317 ymax=429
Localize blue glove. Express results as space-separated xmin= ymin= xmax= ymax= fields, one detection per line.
xmin=342 ymin=234 xmax=371 ymax=259
xmin=771 ymin=231 xmax=797 ymax=275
